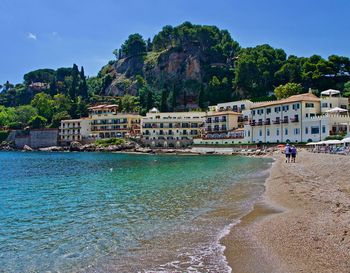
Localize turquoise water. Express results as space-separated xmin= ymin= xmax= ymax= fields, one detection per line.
xmin=0 ymin=152 xmax=272 ymax=273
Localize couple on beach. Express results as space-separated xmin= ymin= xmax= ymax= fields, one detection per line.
xmin=285 ymin=143 xmax=297 ymax=163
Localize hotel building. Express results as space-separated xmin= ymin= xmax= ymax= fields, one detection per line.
xmin=59 ymin=104 xmax=141 ymax=144
xmin=243 ymin=90 xmax=350 ymax=143
xmin=141 ymin=108 xmax=205 ymax=148
xmin=88 ymin=105 xmax=141 ymax=139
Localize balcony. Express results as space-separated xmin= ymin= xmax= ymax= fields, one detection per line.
xmin=264 ymin=120 xmax=271 ymax=125
xmin=220 ymin=118 xmax=227 ymax=122
xmin=281 ymin=118 xmax=289 ymax=124
xmin=238 ymin=117 xmax=244 ymax=122
xmin=290 ymin=117 xmax=299 ymax=123
xmin=249 ymin=121 xmax=256 ymax=126
xmin=272 ymin=120 xmax=280 ymax=124
xmin=257 ymin=121 xmax=263 ymax=126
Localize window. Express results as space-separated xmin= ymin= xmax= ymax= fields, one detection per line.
xmin=276 ymin=128 xmax=280 ymax=136
xmin=294 ymin=128 xmax=300 ymax=135
xmin=293 ymin=103 xmax=300 ymax=110
xmin=311 ymin=127 xmax=319 ymax=134
xmin=305 ymin=127 xmax=309 ymax=134
xmin=275 ymin=106 xmax=281 ymax=113
xmin=266 ymin=108 xmax=271 ymax=114
xmin=322 ymin=126 xmax=326 ymax=134
xmin=282 ymin=105 xmax=289 ymax=111
xmin=259 ymin=129 xmax=262 ymax=137
xmin=252 ymin=110 xmax=256 ymax=115
xmin=267 ymin=129 xmax=270 ymax=136
xmin=305 ymin=103 xmax=314 ymax=108
xmin=322 ymin=103 xmax=328 ymax=108
xmin=285 ymin=128 xmax=288 ymax=135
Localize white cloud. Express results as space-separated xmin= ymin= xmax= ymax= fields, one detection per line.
xmin=27 ymin=32 xmax=37 ymax=40
xmin=52 ymin=31 xmax=58 ymax=36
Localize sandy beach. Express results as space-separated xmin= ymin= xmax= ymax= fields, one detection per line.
xmin=223 ymin=150 xmax=350 ymax=273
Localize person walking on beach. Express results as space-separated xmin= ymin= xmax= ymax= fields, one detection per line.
xmin=285 ymin=143 xmax=291 ymax=163
xmin=291 ymin=145 xmax=297 ymax=163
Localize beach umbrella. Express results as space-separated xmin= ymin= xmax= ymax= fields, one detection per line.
xmin=341 ymin=137 xmax=350 ymax=144
xmin=321 ymin=89 xmax=341 ymax=96
xmin=326 ymin=107 xmax=348 ymax=114
xmin=306 ymin=142 xmax=317 ymax=146
xmin=322 ymin=139 xmax=342 ymax=145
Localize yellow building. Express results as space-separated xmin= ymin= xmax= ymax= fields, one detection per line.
xmin=59 ymin=104 xmax=141 ymax=144
xmin=204 ymin=111 xmax=241 ymax=137
xmin=88 ymin=105 xmax=141 ymax=139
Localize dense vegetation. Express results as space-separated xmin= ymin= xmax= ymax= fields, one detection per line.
xmin=0 ymin=22 xmax=349 ymax=130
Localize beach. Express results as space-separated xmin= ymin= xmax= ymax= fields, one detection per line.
xmin=223 ymin=150 xmax=350 ymax=273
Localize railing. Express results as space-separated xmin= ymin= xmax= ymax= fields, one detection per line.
xmin=249 ymin=121 xmax=256 ymax=126
xmin=257 ymin=121 xmax=263 ymax=126
xmin=290 ymin=117 xmax=299 ymax=123
xmin=91 ymin=128 xmax=128 ymax=132
xmin=281 ymin=119 xmax=289 ymax=124
xmin=264 ymin=120 xmax=271 ymax=125
xmin=272 ymin=120 xmax=280 ymax=124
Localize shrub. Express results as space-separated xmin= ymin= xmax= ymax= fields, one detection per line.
xmin=94 ymin=138 xmax=125 ymax=147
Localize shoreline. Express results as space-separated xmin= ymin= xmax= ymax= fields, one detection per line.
xmin=223 ymin=150 xmax=350 ymax=273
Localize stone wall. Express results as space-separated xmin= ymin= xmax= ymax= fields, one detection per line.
xmin=10 ymin=129 xmax=59 ymax=148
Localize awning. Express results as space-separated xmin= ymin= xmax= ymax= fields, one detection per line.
xmin=326 ymin=107 xmax=348 ymax=113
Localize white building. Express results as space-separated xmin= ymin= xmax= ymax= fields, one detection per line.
xmin=141 ymin=108 xmax=205 ymax=148
xmin=243 ymin=91 xmax=350 ymax=143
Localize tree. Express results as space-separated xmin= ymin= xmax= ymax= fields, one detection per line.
xmin=69 ymin=64 xmax=79 ymax=99
xmin=53 ymin=93 xmax=72 ymax=113
xmin=120 ymin=34 xmax=147 ymax=57
xmin=120 ymin=95 xmax=139 ymax=112
xmin=78 ymin=66 xmax=88 ymax=99
xmin=274 ymin=83 xmax=303 ymax=99
xmin=50 ymin=111 xmax=71 ymax=128
xmin=343 ymin=81 xmax=350 ymax=97
xmin=15 ymin=105 xmax=38 ymax=125
xmin=29 ymin=115 xmax=47 ymax=129
xmin=49 ymin=78 xmax=58 ymax=96
xmin=160 ymin=90 xmax=168 ymax=112
xmin=0 ymin=106 xmax=17 ymax=127
xmin=112 ymin=49 xmax=119 ymax=59
xmin=30 ymin=93 xmax=54 ymax=120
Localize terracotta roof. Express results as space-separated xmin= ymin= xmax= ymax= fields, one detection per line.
xmin=88 ymin=104 xmax=118 ymax=110
xmin=251 ymin=93 xmax=320 ymax=109
xmin=206 ymin=111 xmax=241 ymax=117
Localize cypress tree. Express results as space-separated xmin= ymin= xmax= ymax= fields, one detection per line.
xmin=69 ymin=64 xmax=79 ymax=99
xmin=79 ymin=66 xmax=88 ymax=99
xmin=160 ymin=90 xmax=168 ymax=112
xmin=172 ymin=84 xmax=177 ymax=111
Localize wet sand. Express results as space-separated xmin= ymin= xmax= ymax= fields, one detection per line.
xmin=223 ymin=150 xmax=350 ymax=273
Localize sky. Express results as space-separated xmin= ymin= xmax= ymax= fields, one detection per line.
xmin=1 ymin=0 xmax=349 ymax=84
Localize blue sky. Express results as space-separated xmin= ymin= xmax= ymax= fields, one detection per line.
xmin=1 ymin=0 xmax=349 ymax=84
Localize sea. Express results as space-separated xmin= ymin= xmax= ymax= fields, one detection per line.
xmin=0 ymin=152 xmax=272 ymax=273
